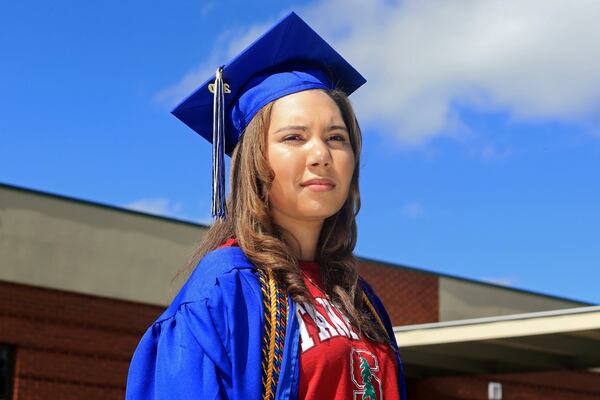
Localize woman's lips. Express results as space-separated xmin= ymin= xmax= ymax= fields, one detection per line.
xmin=303 ymin=183 xmax=335 ymax=192
xmin=301 ymin=179 xmax=336 ymax=192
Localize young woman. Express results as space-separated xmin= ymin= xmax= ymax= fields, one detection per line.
xmin=126 ymin=12 xmax=406 ymax=400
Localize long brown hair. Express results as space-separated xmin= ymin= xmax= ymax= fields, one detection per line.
xmin=182 ymin=88 xmax=388 ymax=342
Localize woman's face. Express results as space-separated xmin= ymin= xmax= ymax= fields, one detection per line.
xmin=266 ymin=89 xmax=355 ymax=225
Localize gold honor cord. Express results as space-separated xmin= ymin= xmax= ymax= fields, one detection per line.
xmin=361 ymin=291 xmax=387 ymax=336
xmin=258 ymin=269 xmax=288 ymax=400
xmin=258 ymin=271 xmax=385 ymax=399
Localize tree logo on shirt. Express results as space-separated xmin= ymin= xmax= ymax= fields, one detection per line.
xmin=351 ymin=349 xmax=382 ymax=400
xmin=359 ymin=356 xmax=377 ymax=399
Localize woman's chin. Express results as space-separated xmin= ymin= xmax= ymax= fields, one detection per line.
xmin=297 ymin=206 xmax=342 ymax=221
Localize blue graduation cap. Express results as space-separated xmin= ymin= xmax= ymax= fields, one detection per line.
xmin=172 ymin=11 xmax=366 ymax=219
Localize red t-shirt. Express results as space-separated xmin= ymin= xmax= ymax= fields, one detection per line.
xmin=297 ymin=260 xmax=400 ymax=400
xmin=215 ymin=239 xmax=400 ymax=399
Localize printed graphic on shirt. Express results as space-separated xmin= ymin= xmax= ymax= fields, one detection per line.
xmin=350 ymin=348 xmax=383 ymax=400
xmin=296 ymin=297 xmax=360 ymax=352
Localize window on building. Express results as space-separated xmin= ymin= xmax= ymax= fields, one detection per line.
xmin=0 ymin=345 xmax=14 ymax=400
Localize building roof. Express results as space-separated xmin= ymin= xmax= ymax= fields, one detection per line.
xmin=394 ymin=305 xmax=600 ymax=377
xmin=1 ymin=182 xmax=592 ymax=307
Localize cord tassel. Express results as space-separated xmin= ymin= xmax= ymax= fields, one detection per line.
xmin=212 ymin=66 xmax=226 ymax=220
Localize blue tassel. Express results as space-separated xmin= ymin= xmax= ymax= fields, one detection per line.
xmin=211 ymin=66 xmax=226 ymax=220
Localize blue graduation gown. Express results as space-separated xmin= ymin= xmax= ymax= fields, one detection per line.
xmin=125 ymin=246 xmax=406 ymax=399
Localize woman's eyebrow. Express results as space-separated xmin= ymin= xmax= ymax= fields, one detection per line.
xmin=328 ymin=124 xmax=348 ymax=132
xmin=272 ymin=124 xmax=347 ymax=135
xmin=273 ymin=125 xmax=307 ymax=134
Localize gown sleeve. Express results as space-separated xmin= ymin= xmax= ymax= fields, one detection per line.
xmin=125 ymin=295 xmax=232 ymax=399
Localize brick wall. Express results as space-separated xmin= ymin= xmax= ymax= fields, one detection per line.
xmin=358 ymin=260 xmax=439 ymax=326
xmin=409 ymin=371 xmax=600 ymax=399
xmin=2 ymin=263 xmax=439 ymax=399
xmin=0 ymin=280 xmax=163 ymax=400
xmin=5 ymin=269 xmax=596 ymax=400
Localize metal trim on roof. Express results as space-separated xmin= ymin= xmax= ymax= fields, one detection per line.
xmin=394 ymin=306 xmax=600 ymax=378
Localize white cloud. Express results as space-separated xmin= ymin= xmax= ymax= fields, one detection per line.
xmin=154 ymin=20 xmax=276 ymax=109
xmin=124 ymin=198 xmax=217 ymax=227
xmin=303 ymin=0 xmax=600 ymax=144
xmin=154 ymin=62 xmax=218 ymax=109
xmin=124 ymin=198 xmax=183 ymax=218
xmin=480 ymin=275 xmax=518 ymax=287
xmin=200 ymin=2 xmax=215 ymax=16
xmin=401 ymin=201 xmax=423 ymax=218
xmin=158 ymin=0 xmax=600 ymax=145
xmin=196 ymin=213 xmax=215 ymax=226
xmin=471 ymin=143 xmax=513 ymax=161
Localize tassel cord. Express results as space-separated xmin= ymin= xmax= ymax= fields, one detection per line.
xmin=212 ymin=66 xmax=227 ymax=219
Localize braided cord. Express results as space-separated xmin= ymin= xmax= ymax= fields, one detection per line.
xmin=265 ymin=271 xmax=278 ymax=397
xmin=362 ymin=291 xmax=387 ymax=335
xmin=258 ymin=270 xmax=273 ymax=400
xmin=257 ymin=269 xmax=288 ymax=400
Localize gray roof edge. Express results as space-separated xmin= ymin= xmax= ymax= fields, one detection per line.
xmin=394 ymin=304 xmax=600 ymax=332
xmin=0 ymin=182 xmax=209 ymax=230
xmin=356 ymin=254 xmax=594 ymax=306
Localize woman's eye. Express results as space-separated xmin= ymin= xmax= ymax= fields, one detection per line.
xmin=283 ymin=134 xmax=303 ymax=142
xmin=328 ymin=134 xmax=347 ymax=142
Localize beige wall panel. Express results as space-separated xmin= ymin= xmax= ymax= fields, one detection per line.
xmin=0 ymin=186 xmax=207 ymax=306
xmin=3 ymin=184 xmax=590 ymax=315
xmin=439 ymin=276 xmax=586 ymax=321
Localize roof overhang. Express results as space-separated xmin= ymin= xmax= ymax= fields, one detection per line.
xmin=394 ymin=306 xmax=600 ymax=378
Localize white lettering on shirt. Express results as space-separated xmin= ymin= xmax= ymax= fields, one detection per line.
xmin=296 ymin=303 xmax=316 ymax=352
xmin=317 ymin=298 xmax=359 ymax=340
xmin=302 ymin=301 xmax=338 ymax=341
xmin=296 ymin=297 xmax=360 ymax=353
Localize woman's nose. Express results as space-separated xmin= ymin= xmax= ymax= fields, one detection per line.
xmin=307 ymin=139 xmax=331 ymax=167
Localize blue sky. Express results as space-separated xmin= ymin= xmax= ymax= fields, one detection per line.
xmin=2 ymin=0 xmax=599 ymax=304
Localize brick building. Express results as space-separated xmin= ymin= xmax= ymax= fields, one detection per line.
xmin=1 ymin=182 xmax=599 ymax=399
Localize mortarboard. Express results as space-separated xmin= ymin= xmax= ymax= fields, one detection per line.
xmin=172 ymin=11 xmax=366 ymax=219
